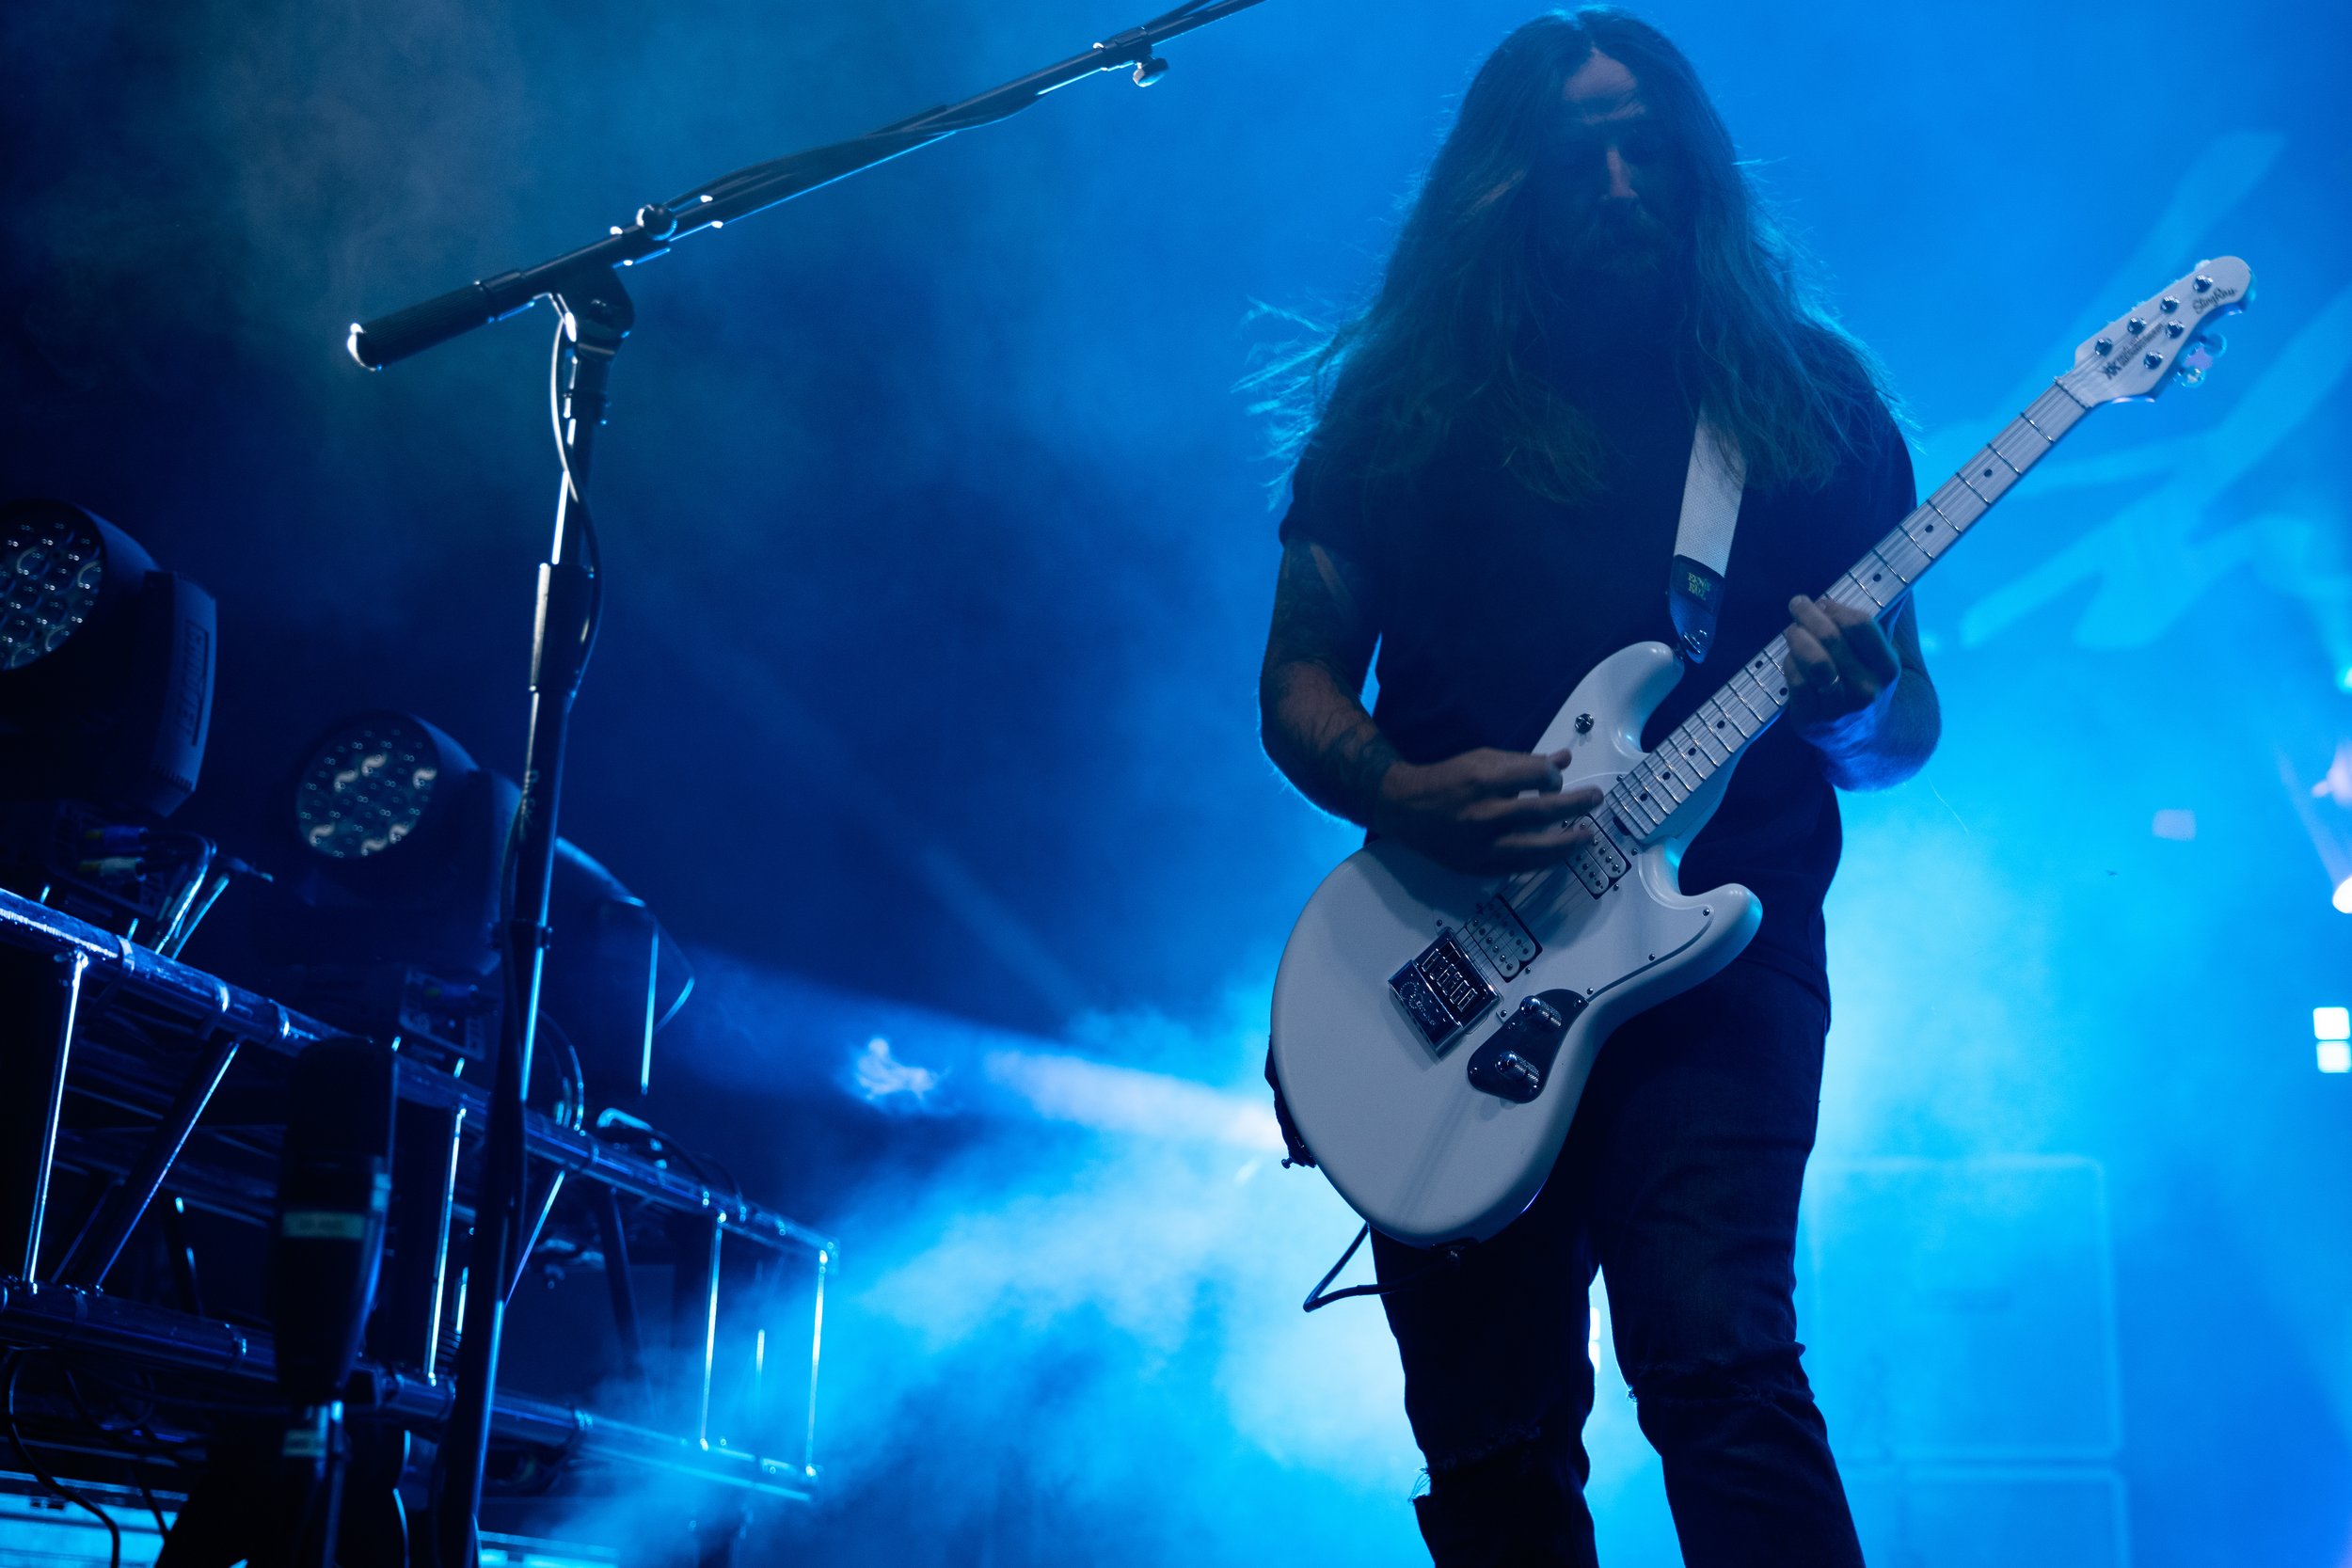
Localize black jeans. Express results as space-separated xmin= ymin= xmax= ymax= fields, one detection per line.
xmin=1369 ymin=959 xmax=1864 ymax=1568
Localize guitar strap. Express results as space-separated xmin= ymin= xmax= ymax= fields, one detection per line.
xmin=1667 ymin=413 xmax=1746 ymax=663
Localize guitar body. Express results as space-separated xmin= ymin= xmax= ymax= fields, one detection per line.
xmin=1270 ymin=641 xmax=1761 ymax=1248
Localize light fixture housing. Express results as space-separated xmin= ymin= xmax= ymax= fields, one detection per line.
xmin=0 ymin=499 xmax=215 ymax=816
xmin=266 ymin=711 xmax=515 ymax=976
xmin=260 ymin=710 xmax=690 ymax=1097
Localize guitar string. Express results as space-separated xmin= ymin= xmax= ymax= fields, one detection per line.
xmin=1487 ymin=380 xmax=2090 ymax=944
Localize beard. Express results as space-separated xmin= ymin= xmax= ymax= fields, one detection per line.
xmin=1524 ymin=189 xmax=1693 ymax=341
xmin=1543 ymin=197 xmax=1682 ymax=291
xmin=1529 ymin=196 xmax=1691 ymax=373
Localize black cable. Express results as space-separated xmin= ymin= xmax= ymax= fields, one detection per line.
xmin=57 ymin=1369 xmax=183 ymax=1459
xmin=495 ymin=314 xmax=608 ymax=950
xmin=70 ymin=1363 xmax=282 ymax=1424
xmin=547 ymin=317 xmax=607 ymax=668
xmin=134 ymin=1474 xmax=168 ymax=1542
xmin=652 ymin=966 xmax=695 ymax=1033
xmin=4 ymin=1356 xmax=122 ymax=1568
xmin=592 ymin=1110 xmax=743 ymax=1208
xmin=1299 ymin=1225 xmax=1470 ymax=1312
xmin=53 ymin=1370 xmax=175 ymax=1539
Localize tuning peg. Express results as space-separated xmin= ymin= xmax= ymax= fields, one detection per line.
xmin=2202 ymin=332 xmax=2228 ymax=358
xmin=2174 ymin=363 xmax=2208 ymax=388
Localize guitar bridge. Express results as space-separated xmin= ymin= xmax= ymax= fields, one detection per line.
xmin=1389 ymin=932 xmax=1498 ymax=1051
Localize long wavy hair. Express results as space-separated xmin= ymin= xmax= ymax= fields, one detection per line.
xmin=1252 ymin=8 xmax=1895 ymax=502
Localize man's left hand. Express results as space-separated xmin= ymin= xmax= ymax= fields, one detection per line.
xmin=1782 ymin=594 xmax=1899 ymax=743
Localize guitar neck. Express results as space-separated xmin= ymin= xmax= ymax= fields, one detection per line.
xmin=1600 ymin=380 xmax=2096 ymax=843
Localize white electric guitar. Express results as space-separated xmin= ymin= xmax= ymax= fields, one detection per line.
xmin=1270 ymin=258 xmax=2252 ymax=1248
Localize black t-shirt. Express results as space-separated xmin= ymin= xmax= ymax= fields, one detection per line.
xmin=1279 ymin=358 xmax=1915 ymax=1004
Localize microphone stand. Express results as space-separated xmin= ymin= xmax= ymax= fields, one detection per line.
xmin=342 ymin=5 xmax=1271 ymax=1563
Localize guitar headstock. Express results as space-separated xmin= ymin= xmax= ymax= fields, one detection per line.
xmin=2060 ymin=255 xmax=2252 ymax=404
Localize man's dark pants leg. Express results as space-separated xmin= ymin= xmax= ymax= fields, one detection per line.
xmin=1370 ymin=959 xmax=1865 ymax=1568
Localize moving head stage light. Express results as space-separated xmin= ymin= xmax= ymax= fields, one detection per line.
xmin=0 ymin=499 xmax=214 ymax=815
xmin=0 ymin=499 xmax=228 ymax=948
xmin=256 ymin=710 xmax=692 ymax=1099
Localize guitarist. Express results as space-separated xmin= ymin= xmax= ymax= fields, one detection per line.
xmin=1257 ymin=9 xmax=1938 ymax=1566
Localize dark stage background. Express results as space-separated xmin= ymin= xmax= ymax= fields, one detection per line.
xmin=4 ymin=0 xmax=2349 ymax=1561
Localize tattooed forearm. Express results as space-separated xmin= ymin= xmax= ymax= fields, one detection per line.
xmin=1263 ymin=662 xmax=1399 ymax=823
xmin=1259 ymin=540 xmax=1396 ymax=826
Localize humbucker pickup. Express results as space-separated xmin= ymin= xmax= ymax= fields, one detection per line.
xmin=1388 ymin=933 xmax=1497 ymax=1051
xmin=1463 ymin=894 xmax=1539 ymax=979
xmin=1567 ymin=816 xmax=1632 ymax=896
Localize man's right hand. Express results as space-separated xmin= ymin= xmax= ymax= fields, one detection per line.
xmin=1370 ymin=748 xmax=1603 ymax=876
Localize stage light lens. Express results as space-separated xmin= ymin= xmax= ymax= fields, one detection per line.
xmin=294 ymin=715 xmax=443 ymax=860
xmin=0 ymin=510 xmax=103 ymax=671
xmin=2333 ymin=879 xmax=2352 ymax=915
xmin=2320 ymin=1040 xmax=2351 ymax=1075
xmin=2314 ymin=1006 xmax=2350 ymax=1042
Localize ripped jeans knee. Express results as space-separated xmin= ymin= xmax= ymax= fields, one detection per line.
xmin=1411 ymin=1418 xmax=1598 ymax=1568
xmin=1623 ymin=1344 xmax=1835 ymax=1462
